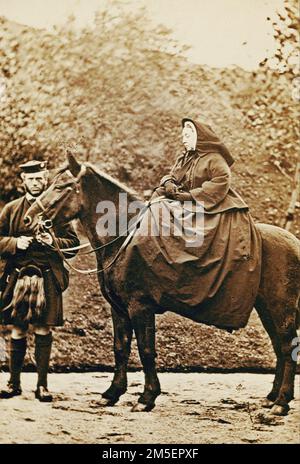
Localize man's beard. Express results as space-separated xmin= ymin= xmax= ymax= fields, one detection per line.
xmin=24 ymin=185 xmax=45 ymax=197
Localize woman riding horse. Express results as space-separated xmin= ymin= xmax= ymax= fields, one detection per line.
xmin=129 ymin=118 xmax=261 ymax=330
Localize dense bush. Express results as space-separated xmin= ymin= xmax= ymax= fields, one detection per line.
xmin=0 ymin=0 xmax=299 ymax=234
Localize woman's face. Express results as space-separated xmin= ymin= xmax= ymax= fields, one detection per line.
xmin=182 ymin=121 xmax=197 ymax=151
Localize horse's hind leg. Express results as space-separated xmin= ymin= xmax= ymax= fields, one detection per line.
xmin=270 ymin=310 xmax=297 ymax=416
xmin=256 ymin=296 xmax=298 ymax=415
xmin=100 ymin=305 xmax=133 ymax=406
xmin=255 ymin=296 xmax=284 ymax=407
xmin=129 ymin=300 xmax=161 ymax=412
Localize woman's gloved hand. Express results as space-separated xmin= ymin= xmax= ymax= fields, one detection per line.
xmin=164 ymin=180 xmax=178 ymax=198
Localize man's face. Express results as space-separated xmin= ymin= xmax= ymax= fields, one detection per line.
xmin=21 ymin=172 xmax=48 ymax=197
xmin=182 ymin=121 xmax=197 ymax=151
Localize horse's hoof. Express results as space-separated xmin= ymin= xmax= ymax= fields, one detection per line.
xmin=261 ymin=398 xmax=274 ymax=409
xmin=131 ymin=401 xmax=155 ymax=412
xmin=270 ymin=404 xmax=289 ymax=416
xmin=94 ymin=396 xmax=118 ymax=407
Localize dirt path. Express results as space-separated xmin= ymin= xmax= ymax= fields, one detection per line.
xmin=0 ymin=372 xmax=299 ymax=444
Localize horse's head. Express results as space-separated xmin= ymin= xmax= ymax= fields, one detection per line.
xmin=24 ymin=153 xmax=86 ymax=233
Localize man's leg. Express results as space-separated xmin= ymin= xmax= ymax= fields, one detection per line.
xmin=33 ymin=325 xmax=53 ymax=402
xmin=0 ymin=326 xmax=27 ymax=398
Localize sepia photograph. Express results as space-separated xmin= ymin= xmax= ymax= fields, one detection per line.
xmin=0 ymin=0 xmax=299 ymax=449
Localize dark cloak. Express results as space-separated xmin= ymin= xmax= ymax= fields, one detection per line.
xmin=118 ymin=119 xmax=262 ymax=330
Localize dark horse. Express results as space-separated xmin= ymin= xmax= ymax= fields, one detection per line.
xmin=24 ymin=153 xmax=300 ymax=415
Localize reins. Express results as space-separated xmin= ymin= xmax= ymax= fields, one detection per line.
xmin=29 ymin=163 xmax=178 ymax=275
xmin=45 ymin=196 xmax=168 ymax=275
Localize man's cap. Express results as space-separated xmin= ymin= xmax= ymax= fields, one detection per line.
xmin=19 ymin=160 xmax=48 ymax=174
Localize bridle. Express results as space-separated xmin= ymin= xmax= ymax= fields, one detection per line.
xmin=30 ymin=165 xmax=88 ymax=233
xmin=27 ymin=163 xmax=172 ymax=275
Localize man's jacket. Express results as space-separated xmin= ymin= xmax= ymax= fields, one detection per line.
xmin=0 ymin=196 xmax=80 ymax=292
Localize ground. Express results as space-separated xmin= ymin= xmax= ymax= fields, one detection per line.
xmin=0 ymin=372 xmax=299 ymax=444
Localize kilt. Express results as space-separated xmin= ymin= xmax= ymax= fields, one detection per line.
xmin=0 ymin=265 xmax=63 ymax=328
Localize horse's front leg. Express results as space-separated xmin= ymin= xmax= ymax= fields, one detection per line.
xmin=99 ymin=305 xmax=133 ymax=406
xmin=129 ymin=301 xmax=161 ymax=412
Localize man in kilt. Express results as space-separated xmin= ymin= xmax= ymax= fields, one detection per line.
xmin=0 ymin=160 xmax=79 ymax=401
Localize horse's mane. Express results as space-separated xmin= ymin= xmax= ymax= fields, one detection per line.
xmin=53 ymin=161 xmax=142 ymax=201
xmin=85 ymin=162 xmax=142 ymax=202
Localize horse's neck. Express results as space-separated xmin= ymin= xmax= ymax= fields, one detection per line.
xmin=80 ymin=172 xmax=142 ymax=261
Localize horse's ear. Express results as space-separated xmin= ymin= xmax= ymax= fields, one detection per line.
xmin=67 ymin=152 xmax=81 ymax=177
